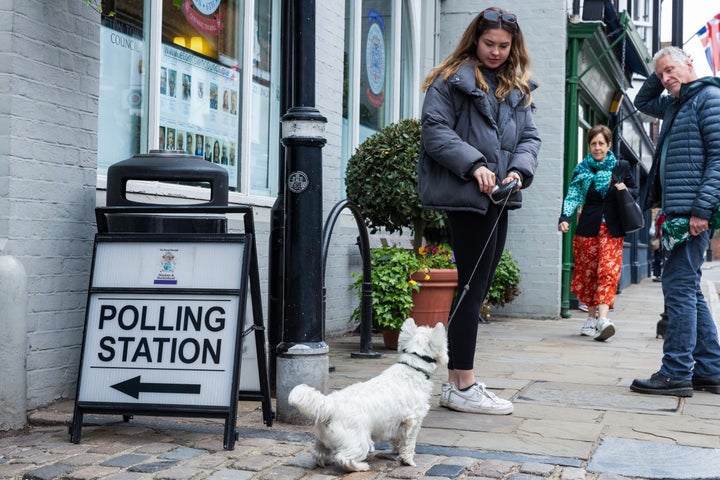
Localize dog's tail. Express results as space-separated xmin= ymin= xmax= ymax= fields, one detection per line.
xmin=288 ymin=384 xmax=332 ymax=422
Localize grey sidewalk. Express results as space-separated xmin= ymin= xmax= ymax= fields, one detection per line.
xmin=4 ymin=266 xmax=720 ymax=479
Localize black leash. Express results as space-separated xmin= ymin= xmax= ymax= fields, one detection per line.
xmin=446 ymin=182 xmax=516 ymax=328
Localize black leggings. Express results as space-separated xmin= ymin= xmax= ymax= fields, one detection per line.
xmin=446 ymin=208 xmax=508 ymax=370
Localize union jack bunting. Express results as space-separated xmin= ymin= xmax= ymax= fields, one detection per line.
xmin=697 ymin=13 xmax=720 ymax=75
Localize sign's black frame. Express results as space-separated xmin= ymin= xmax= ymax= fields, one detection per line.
xmin=70 ymin=206 xmax=273 ymax=450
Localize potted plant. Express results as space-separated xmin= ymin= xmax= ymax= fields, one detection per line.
xmin=350 ymin=246 xmax=422 ymax=346
xmin=350 ymin=244 xmax=455 ymax=349
xmin=409 ymin=243 xmax=457 ymax=329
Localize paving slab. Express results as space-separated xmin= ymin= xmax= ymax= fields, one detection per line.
xmin=587 ymin=437 xmax=720 ymax=479
xmin=516 ymin=381 xmax=680 ymax=413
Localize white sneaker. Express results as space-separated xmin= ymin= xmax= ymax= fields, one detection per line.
xmin=439 ymin=382 xmax=455 ymax=407
xmin=444 ymin=382 xmax=514 ymax=415
xmin=580 ymin=317 xmax=596 ymax=336
xmin=594 ymin=318 xmax=616 ymax=341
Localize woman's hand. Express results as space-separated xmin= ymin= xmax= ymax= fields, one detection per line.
xmin=558 ymin=221 xmax=569 ymax=233
xmin=504 ymin=172 xmax=523 ymax=192
xmin=473 ymin=166 xmax=496 ymax=195
xmin=614 ymin=182 xmax=627 ymax=191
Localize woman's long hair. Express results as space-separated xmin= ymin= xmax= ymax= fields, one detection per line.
xmin=422 ymin=7 xmax=533 ymax=105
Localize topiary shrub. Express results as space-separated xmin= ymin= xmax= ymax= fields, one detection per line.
xmin=345 ymin=118 xmax=448 ymax=248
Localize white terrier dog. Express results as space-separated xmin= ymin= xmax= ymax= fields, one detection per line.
xmin=288 ymin=318 xmax=448 ymax=472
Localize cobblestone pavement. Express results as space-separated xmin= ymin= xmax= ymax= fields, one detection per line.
xmin=0 ymin=418 xmax=653 ymax=480
xmin=5 ymin=267 xmax=720 ymax=479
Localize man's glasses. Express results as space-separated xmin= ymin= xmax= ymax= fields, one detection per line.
xmin=480 ymin=10 xmax=517 ymax=24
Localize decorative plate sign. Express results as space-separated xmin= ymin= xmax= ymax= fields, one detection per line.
xmin=288 ymin=171 xmax=309 ymax=193
xmin=192 ymin=0 xmax=221 ymax=15
xmin=182 ymin=0 xmax=224 ymax=36
xmin=365 ymin=9 xmax=385 ymax=108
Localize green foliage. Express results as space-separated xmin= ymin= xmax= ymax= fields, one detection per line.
xmin=483 ymin=251 xmax=522 ymax=316
xmin=352 ymin=246 xmax=521 ymax=330
xmin=351 ymin=246 xmax=422 ymax=331
xmin=345 ymin=118 xmax=448 ymax=247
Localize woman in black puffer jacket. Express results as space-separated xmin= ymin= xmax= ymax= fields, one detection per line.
xmin=418 ymin=7 xmax=541 ymax=416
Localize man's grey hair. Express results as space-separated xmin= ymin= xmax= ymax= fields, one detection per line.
xmin=653 ymin=46 xmax=691 ymax=68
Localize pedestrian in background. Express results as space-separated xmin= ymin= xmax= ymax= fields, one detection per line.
xmin=558 ymin=125 xmax=638 ymax=341
xmin=418 ymin=7 xmax=541 ymax=415
xmin=631 ymin=46 xmax=720 ymax=397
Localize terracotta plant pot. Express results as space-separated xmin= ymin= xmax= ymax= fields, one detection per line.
xmin=410 ymin=268 xmax=458 ymax=328
xmin=382 ymin=328 xmax=399 ymax=350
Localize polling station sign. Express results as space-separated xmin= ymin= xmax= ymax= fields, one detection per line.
xmin=72 ymin=233 xmax=252 ymax=448
xmin=79 ymin=293 xmax=240 ymax=405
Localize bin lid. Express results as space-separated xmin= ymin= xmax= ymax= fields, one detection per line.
xmin=106 ymin=150 xmax=229 ymax=206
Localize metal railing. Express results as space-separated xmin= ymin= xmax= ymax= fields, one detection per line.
xmin=321 ymin=199 xmax=380 ymax=358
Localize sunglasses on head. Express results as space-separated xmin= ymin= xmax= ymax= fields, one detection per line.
xmin=480 ymin=9 xmax=517 ymax=24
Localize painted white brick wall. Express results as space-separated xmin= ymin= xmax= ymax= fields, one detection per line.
xmin=439 ymin=1 xmax=567 ymax=319
xmin=2 ymin=0 xmax=99 ymax=408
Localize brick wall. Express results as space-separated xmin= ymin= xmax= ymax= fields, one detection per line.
xmin=439 ymin=1 xmax=567 ymax=318
xmin=2 ymin=0 xmax=99 ymax=408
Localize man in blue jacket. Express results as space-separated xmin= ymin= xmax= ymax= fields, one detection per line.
xmin=631 ymin=46 xmax=720 ymax=397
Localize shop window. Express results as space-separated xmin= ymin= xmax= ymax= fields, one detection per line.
xmin=399 ymin=0 xmax=414 ymax=119
xmin=97 ymin=0 xmax=279 ymax=196
xmin=358 ymin=1 xmax=393 ymax=145
xmin=343 ymin=0 xmax=417 ymax=191
xmin=97 ymin=1 xmax=146 ymax=175
xmin=160 ymin=0 xmax=242 ymax=188
xmin=248 ymin=0 xmax=280 ymax=197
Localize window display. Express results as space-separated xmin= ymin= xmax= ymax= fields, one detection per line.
xmin=95 ymin=0 xmax=279 ymax=196
xmin=159 ymin=43 xmax=239 ymax=186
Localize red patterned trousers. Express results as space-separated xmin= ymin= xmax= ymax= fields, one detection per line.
xmin=571 ymin=223 xmax=624 ymax=308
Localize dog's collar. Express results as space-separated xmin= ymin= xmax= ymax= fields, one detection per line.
xmin=402 ymin=349 xmax=436 ymax=364
xmin=398 ymin=361 xmax=431 ymax=379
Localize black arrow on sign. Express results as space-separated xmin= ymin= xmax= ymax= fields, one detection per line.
xmin=111 ymin=376 xmax=201 ymax=399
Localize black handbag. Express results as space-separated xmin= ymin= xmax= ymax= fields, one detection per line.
xmin=617 ymin=187 xmax=644 ymax=234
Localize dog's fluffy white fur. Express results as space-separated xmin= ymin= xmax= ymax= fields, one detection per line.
xmin=288 ymin=318 xmax=448 ymax=472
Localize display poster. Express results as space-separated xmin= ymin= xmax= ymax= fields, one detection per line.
xmin=97 ymin=24 xmax=239 ymax=183
xmin=159 ymin=43 xmax=239 ymax=187
xmin=98 ymin=26 xmax=144 ymax=174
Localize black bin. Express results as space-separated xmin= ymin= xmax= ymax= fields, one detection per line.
xmin=105 ymin=150 xmax=229 ymax=233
